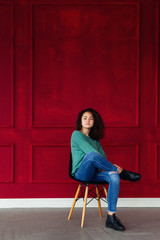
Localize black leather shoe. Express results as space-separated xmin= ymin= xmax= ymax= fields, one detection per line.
xmin=120 ymin=169 xmax=141 ymax=182
xmin=105 ymin=214 xmax=125 ymax=231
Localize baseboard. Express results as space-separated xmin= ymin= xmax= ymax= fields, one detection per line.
xmin=0 ymin=198 xmax=159 ymax=208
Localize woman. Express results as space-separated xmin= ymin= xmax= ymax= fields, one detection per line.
xmin=71 ymin=108 xmax=141 ymax=231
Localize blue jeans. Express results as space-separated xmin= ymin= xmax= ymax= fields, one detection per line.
xmin=74 ymin=152 xmax=120 ymax=213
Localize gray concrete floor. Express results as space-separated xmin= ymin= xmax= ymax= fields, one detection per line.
xmin=0 ymin=208 xmax=159 ymax=240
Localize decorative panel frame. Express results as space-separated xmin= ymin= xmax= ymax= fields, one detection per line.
xmin=156 ymin=3 xmax=160 ymax=127
xmin=155 ymin=144 xmax=160 ymax=182
xmin=0 ymin=144 xmax=14 ymax=183
xmin=30 ymin=144 xmax=70 ymax=183
xmin=30 ymin=1 xmax=140 ymax=128
xmin=0 ymin=2 xmax=14 ymax=128
xmin=30 ymin=143 xmax=140 ymax=184
xmin=103 ymin=143 xmax=140 ymax=173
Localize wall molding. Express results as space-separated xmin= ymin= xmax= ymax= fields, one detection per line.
xmin=0 ymin=144 xmax=14 ymax=183
xmin=0 ymin=3 xmax=14 ymax=128
xmin=103 ymin=143 xmax=140 ymax=173
xmin=30 ymin=1 xmax=140 ymax=128
xmin=30 ymin=144 xmax=70 ymax=183
xmin=0 ymin=198 xmax=159 ymax=208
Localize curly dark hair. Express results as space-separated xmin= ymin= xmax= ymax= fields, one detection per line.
xmin=75 ymin=108 xmax=105 ymax=140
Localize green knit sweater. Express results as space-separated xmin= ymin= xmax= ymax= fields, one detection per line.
xmin=71 ymin=130 xmax=107 ymax=175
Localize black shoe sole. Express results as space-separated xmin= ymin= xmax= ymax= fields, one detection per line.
xmin=106 ymin=223 xmax=125 ymax=231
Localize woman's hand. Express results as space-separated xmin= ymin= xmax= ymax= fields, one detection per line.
xmin=98 ymin=164 xmax=123 ymax=174
xmin=114 ymin=164 xmax=123 ymax=174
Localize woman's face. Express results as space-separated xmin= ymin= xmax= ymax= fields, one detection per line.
xmin=81 ymin=112 xmax=94 ymax=130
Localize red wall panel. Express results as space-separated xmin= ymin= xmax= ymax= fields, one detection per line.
xmin=0 ymin=145 xmax=14 ymax=182
xmin=156 ymin=145 xmax=160 ymax=181
xmin=0 ymin=4 xmax=14 ymax=127
xmin=30 ymin=144 xmax=70 ymax=183
xmin=158 ymin=4 xmax=160 ymax=127
xmin=32 ymin=3 xmax=139 ymax=127
xmin=0 ymin=0 xmax=159 ymax=198
xmin=103 ymin=144 xmax=140 ymax=174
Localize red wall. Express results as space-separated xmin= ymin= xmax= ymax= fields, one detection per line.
xmin=0 ymin=0 xmax=159 ymax=198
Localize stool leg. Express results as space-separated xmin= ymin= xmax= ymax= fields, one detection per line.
xmin=68 ymin=184 xmax=81 ymax=220
xmin=103 ymin=185 xmax=108 ymax=199
xmin=95 ymin=186 xmax=102 ymax=218
xmin=81 ymin=185 xmax=88 ymax=228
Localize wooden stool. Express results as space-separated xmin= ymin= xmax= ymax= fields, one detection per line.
xmin=68 ymin=183 xmax=108 ymax=227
